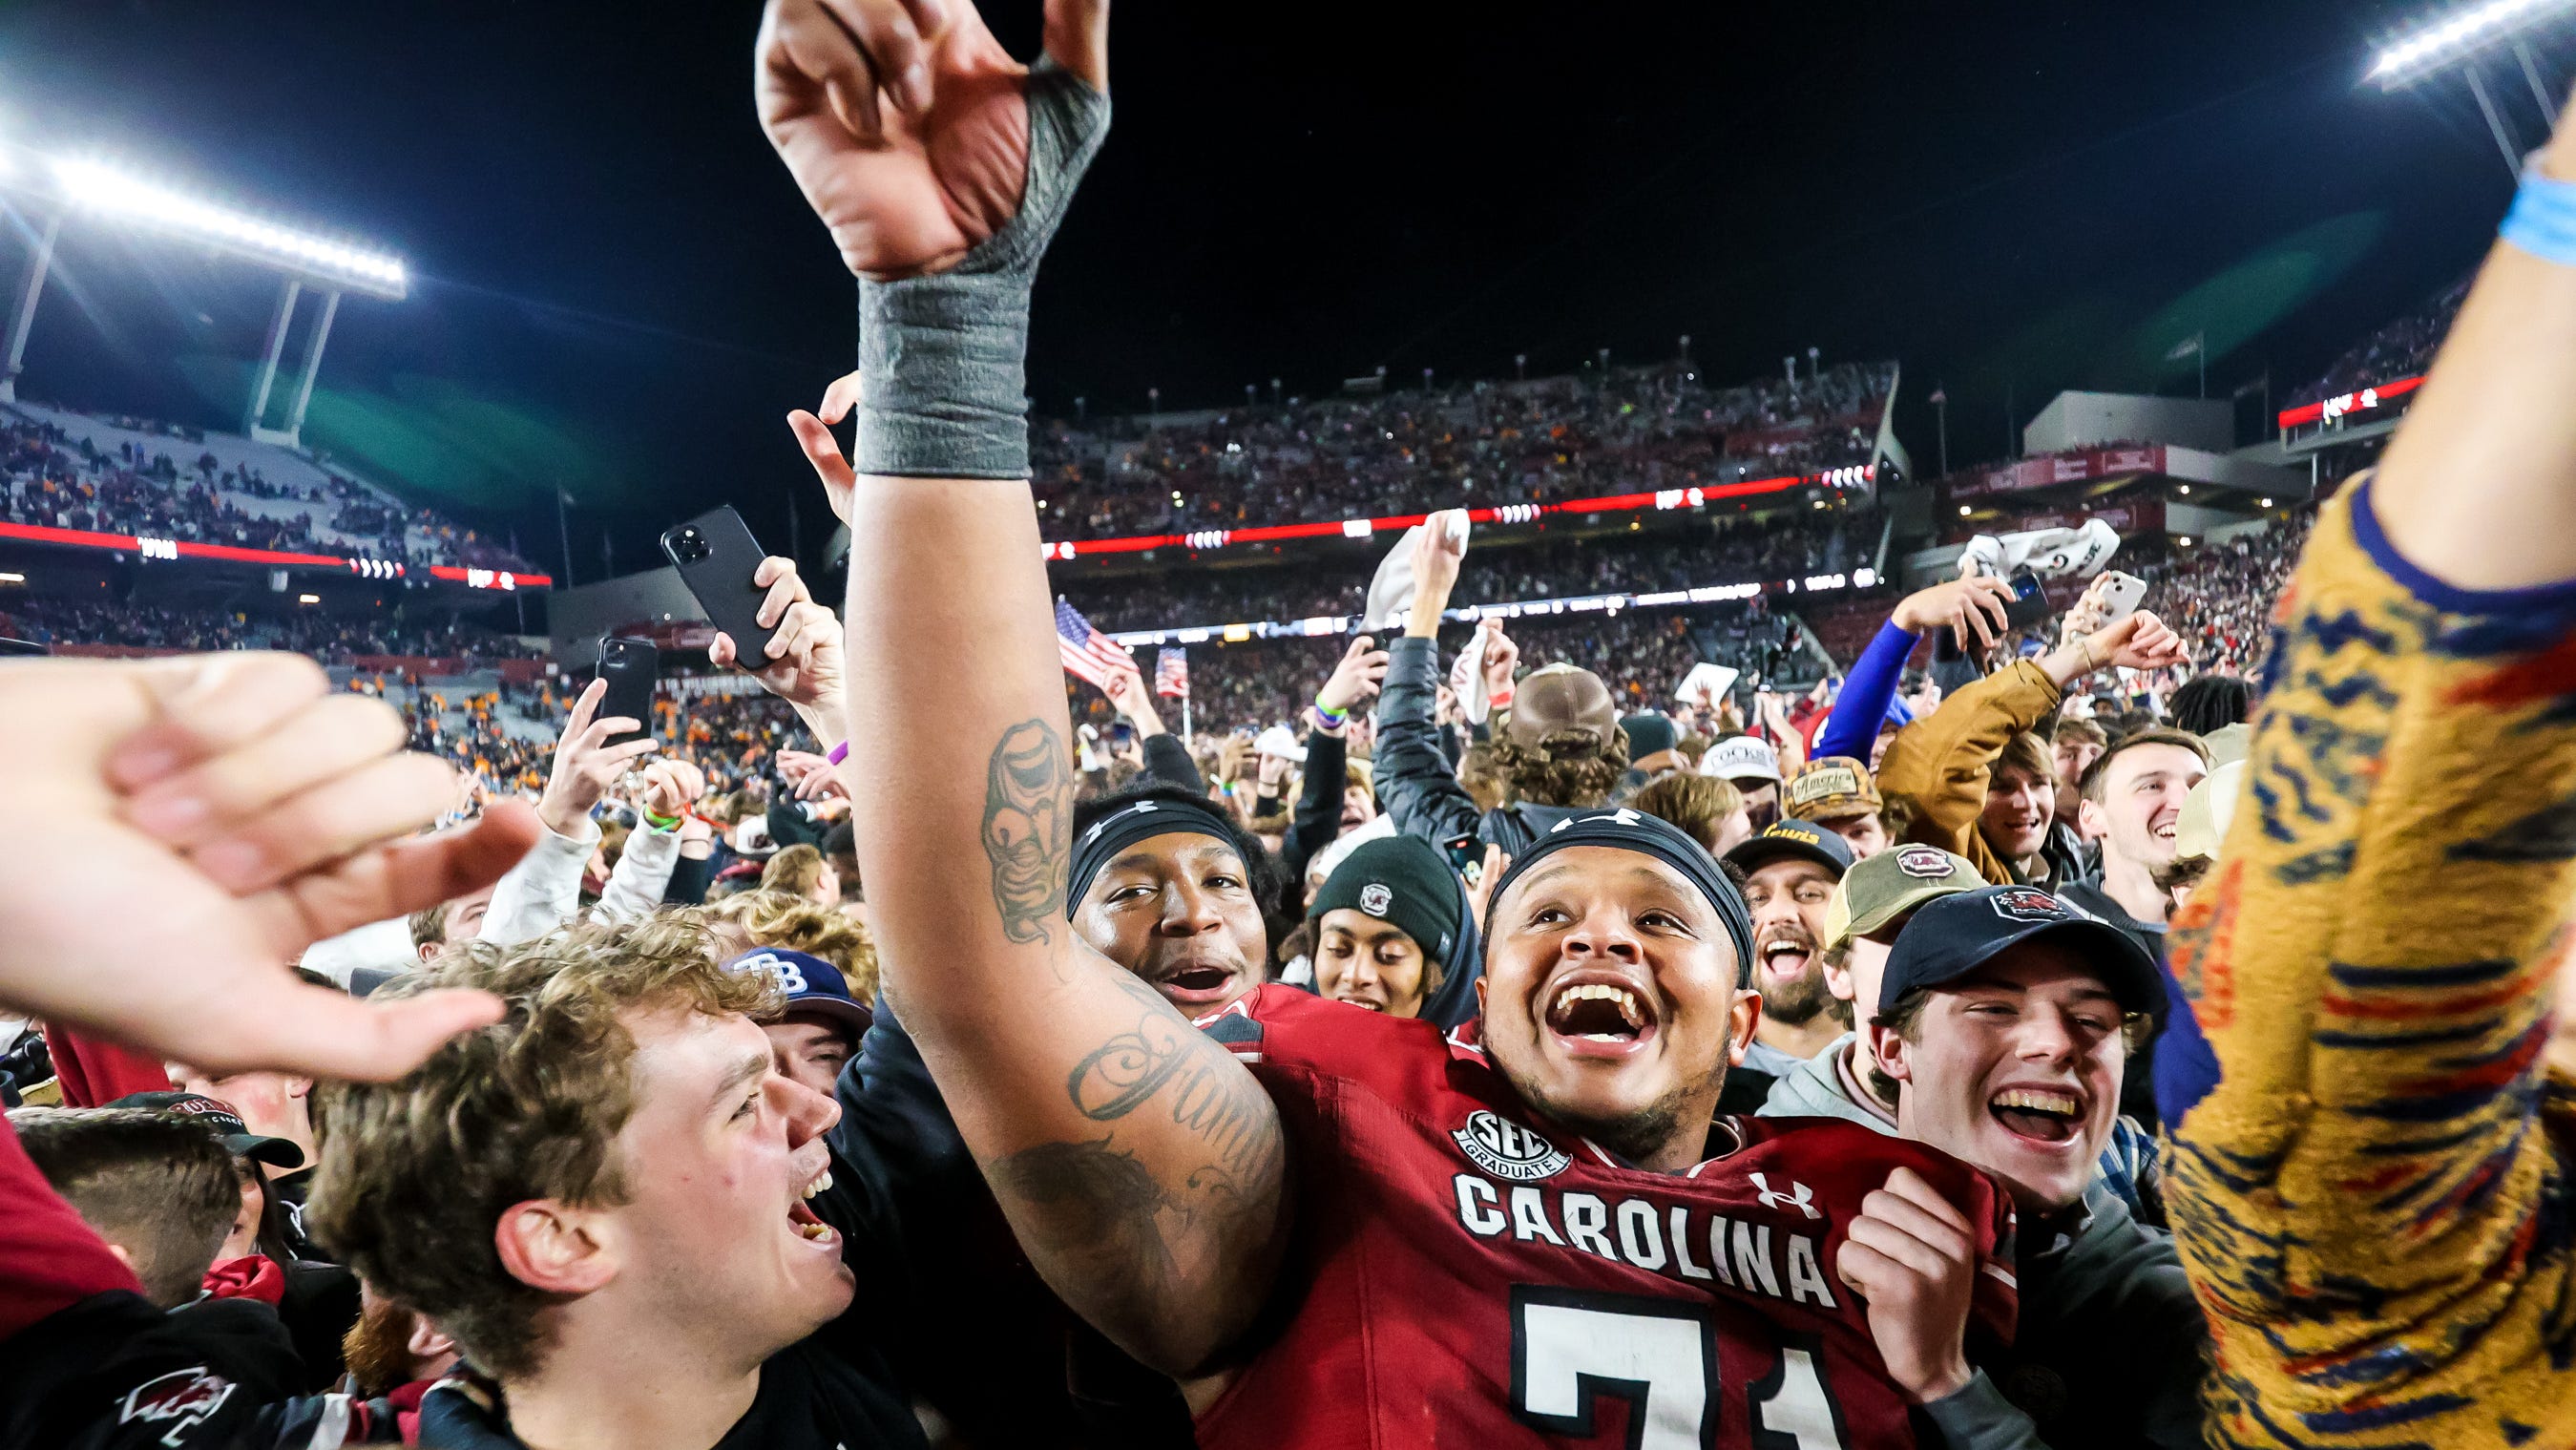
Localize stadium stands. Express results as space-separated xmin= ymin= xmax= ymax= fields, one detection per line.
xmin=0 ymin=402 xmax=534 ymax=572
xmin=1031 ymin=358 xmax=1897 ymax=539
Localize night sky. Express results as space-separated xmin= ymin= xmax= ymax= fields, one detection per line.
xmin=1 ymin=1 xmax=2564 ymax=579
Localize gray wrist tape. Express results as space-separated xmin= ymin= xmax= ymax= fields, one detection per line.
xmin=855 ymin=56 xmax=1111 ymax=480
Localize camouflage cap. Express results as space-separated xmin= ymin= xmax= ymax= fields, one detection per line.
xmin=1784 ymin=756 xmax=1883 ymax=823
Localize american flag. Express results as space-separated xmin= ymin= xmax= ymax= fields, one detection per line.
xmin=1054 ymin=599 xmax=1132 ymax=687
xmin=1154 ymin=647 xmax=1189 ymax=700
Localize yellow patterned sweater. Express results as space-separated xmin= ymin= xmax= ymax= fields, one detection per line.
xmin=2167 ymin=481 xmax=2576 ymax=1449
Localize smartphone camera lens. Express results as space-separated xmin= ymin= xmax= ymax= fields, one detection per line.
xmin=670 ymin=527 xmax=710 ymax=564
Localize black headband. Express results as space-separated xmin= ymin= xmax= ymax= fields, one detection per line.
xmin=1482 ymin=809 xmax=1757 ymax=986
xmin=1066 ymin=796 xmax=1243 ymax=914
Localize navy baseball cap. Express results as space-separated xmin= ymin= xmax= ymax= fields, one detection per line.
xmin=724 ymin=948 xmax=873 ymax=1034
xmin=1724 ymin=815 xmax=1854 ymax=879
xmin=1876 ymin=885 xmax=2167 ymax=1019
xmin=110 ymin=1090 xmax=306 ymax=1170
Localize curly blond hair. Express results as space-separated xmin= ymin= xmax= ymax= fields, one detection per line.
xmin=308 ymin=913 xmax=775 ymax=1379
xmin=704 ymin=890 xmax=879 ymax=1003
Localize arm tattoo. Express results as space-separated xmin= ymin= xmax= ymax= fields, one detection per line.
xmin=986 ymin=973 xmax=1288 ymax=1359
xmin=981 ymin=719 xmax=1072 ymax=944
xmin=1068 ymin=973 xmax=1283 ymax=1195
xmin=986 ymin=1137 xmax=1180 ymax=1299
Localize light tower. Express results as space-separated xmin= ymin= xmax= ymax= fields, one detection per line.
xmin=2368 ymin=0 xmax=2575 ymax=174
xmin=1 ymin=148 xmax=407 ymax=451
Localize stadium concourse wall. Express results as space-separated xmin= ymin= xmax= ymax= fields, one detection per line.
xmin=547 ymin=564 xmax=710 ymax=666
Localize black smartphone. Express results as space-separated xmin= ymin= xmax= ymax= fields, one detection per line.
xmin=2003 ymin=567 xmax=2054 ymax=629
xmin=595 ymin=636 xmax=660 ymax=750
xmin=660 ymin=505 xmax=785 ymax=666
xmin=1443 ymin=832 xmax=1486 ymax=886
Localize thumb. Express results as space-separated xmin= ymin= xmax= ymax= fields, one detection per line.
xmin=1041 ymin=0 xmax=1110 ymax=92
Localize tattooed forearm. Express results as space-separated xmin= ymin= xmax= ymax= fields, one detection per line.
xmin=981 ymin=719 xmax=1072 ymax=944
xmin=1070 ymin=972 xmax=1285 ymax=1192
xmin=988 ymin=1137 xmax=1179 ymax=1289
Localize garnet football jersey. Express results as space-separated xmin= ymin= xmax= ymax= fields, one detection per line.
xmin=1192 ymin=985 xmax=2018 ymax=1450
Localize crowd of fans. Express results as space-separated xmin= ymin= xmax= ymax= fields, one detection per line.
xmin=2288 ymin=274 xmax=2471 ymax=406
xmin=0 ymin=596 xmax=542 ymax=662
xmin=1030 ymin=358 xmax=1894 ymax=536
xmin=1059 ymin=507 xmax=1874 ymax=632
xmin=5 ymin=19 xmax=2566 ymax=1450
xmin=0 ymin=416 xmax=531 ymax=572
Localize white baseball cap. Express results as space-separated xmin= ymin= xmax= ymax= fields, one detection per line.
xmin=1253 ymin=725 xmax=1309 ymax=764
xmin=1702 ymin=734 xmax=1781 ymax=785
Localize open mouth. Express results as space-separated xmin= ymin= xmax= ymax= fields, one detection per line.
xmin=1988 ymin=1086 xmax=2084 ymax=1145
xmin=1541 ymin=977 xmax=1659 ymax=1058
xmin=1759 ymin=937 xmax=1812 ymax=982
xmin=1155 ymin=961 xmax=1239 ymax=1006
xmin=789 ymin=1164 xmax=837 ymax=1245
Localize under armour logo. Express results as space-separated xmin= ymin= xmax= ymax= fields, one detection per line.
xmin=1554 ymin=808 xmax=1644 ymax=833
xmin=1081 ymin=801 xmax=1160 ymax=845
xmin=1749 ymin=1171 xmax=1821 ymax=1220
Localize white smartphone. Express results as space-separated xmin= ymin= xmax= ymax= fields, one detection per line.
xmin=2094 ymin=570 xmax=2147 ymax=624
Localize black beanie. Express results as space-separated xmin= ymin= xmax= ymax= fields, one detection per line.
xmin=1308 ymin=835 xmax=1464 ymax=965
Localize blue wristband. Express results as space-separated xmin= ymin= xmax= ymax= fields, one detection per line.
xmin=2501 ymin=159 xmax=2576 ymax=266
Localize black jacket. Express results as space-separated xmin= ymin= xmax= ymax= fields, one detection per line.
xmin=1140 ymin=732 xmax=1205 ymax=794
xmin=1274 ymin=726 xmax=1349 ymax=888
xmin=1373 ymin=638 xmax=1591 ymax=856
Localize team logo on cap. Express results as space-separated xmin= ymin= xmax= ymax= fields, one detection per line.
xmin=1452 ymin=1109 xmax=1570 ymax=1182
xmin=1359 ymin=882 xmax=1393 ymax=916
xmin=1989 ymin=887 xmax=2072 ymax=923
xmin=1895 ymin=847 xmax=1956 ymax=879
xmin=1765 ymin=819 xmax=1824 ymax=843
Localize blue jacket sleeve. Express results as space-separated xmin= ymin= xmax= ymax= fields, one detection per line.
xmin=1814 ymin=619 xmax=1918 ymax=763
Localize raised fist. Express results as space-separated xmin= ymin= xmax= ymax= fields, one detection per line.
xmin=757 ymin=0 xmax=1110 ymax=280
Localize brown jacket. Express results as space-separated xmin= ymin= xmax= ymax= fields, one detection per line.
xmin=1871 ymin=659 xmax=2062 ymax=886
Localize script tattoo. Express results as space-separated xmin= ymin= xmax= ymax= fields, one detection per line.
xmin=981 ymin=719 xmax=1071 ymax=944
xmin=989 ymin=974 xmax=1288 ymax=1352
xmin=1066 ymin=974 xmax=1283 ymax=1198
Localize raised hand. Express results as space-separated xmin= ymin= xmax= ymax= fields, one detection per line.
xmin=786 ymin=372 xmax=863 ymax=528
xmin=778 ymin=746 xmax=853 ymax=802
xmin=1893 ymin=575 xmax=2013 ymax=656
xmin=1317 ymin=633 xmax=1391 ymax=718
xmin=1478 ymin=622 xmax=1520 ymax=706
xmin=1 ymin=654 xmax=538 ymax=1080
xmin=2090 ymin=610 xmax=2189 ymax=673
xmin=1100 ymin=660 xmax=1164 ymax=737
xmin=1405 ymin=511 xmax=1470 ymax=634
xmin=1836 ymin=1166 xmax=1979 ymax=1404
xmin=635 ymin=757 xmax=708 ymax=820
xmin=537 ymin=678 xmax=661 ymax=838
xmin=710 ymin=557 xmax=848 ymax=732
xmin=756 ymin=0 xmax=1111 ymax=281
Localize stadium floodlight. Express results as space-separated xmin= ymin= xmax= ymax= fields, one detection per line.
xmin=50 ymin=158 xmax=407 ymax=300
xmin=2368 ymin=0 xmax=2575 ymax=86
